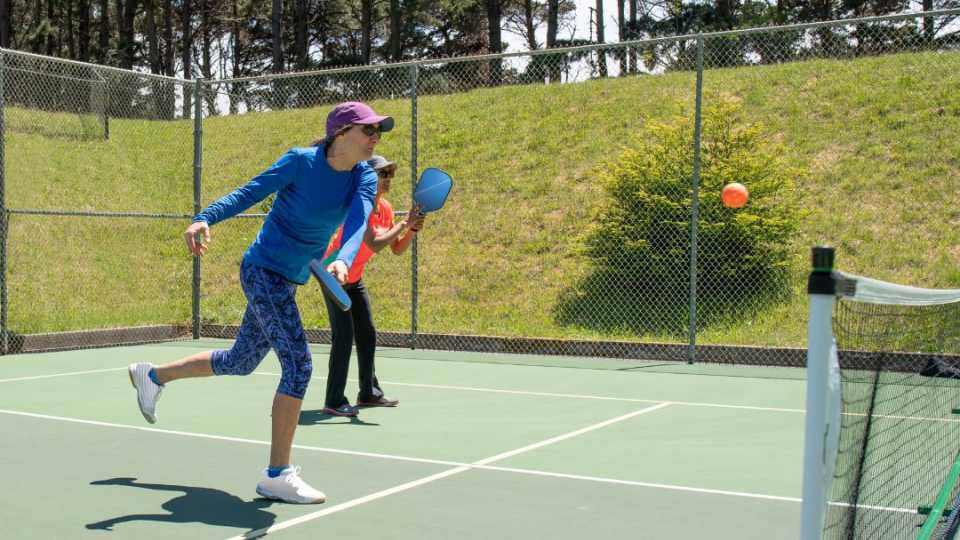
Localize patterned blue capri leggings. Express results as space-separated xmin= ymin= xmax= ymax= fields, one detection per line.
xmin=210 ymin=260 xmax=313 ymax=399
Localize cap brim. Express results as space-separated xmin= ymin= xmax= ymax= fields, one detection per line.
xmin=358 ymin=115 xmax=394 ymax=133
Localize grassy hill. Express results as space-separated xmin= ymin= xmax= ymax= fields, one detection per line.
xmin=5 ymin=50 xmax=959 ymax=349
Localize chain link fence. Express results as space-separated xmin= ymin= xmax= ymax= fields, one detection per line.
xmin=696 ymin=10 xmax=960 ymax=368
xmin=1 ymin=10 xmax=957 ymax=365
xmin=0 ymin=51 xmax=196 ymax=352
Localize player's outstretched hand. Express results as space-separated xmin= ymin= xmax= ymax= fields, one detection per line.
xmin=184 ymin=221 xmax=211 ymax=256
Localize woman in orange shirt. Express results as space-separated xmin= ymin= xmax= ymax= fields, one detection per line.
xmin=321 ymin=155 xmax=425 ymax=416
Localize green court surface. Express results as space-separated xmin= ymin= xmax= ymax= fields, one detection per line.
xmin=0 ymin=339 xmax=806 ymax=539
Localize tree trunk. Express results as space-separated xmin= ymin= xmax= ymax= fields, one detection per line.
xmin=163 ymin=0 xmax=172 ymax=73
xmin=271 ymin=0 xmax=283 ymax=73
xmin=66 ymin=0 xmax=76 ymax=58
xmin=923 ymin=0 xmax=934 ymax=43
xmin=814 ymin=0 xmax=833 ymax=52
xmin=595 ymin=0 xmax=606 ymax=77
xmin=230 ymin=0 xmax=241 ymax=112
xmin=269 ymin=0 xmax=283 ymax=110
xmin=546 ymin=0 xmax=557 ymax=47
xmin=120 ymin=0 xmax=137 ymax=68
xmin=486 ymin=0 xmax=502 ymax=85
xmin=200 ymin=0 xmax=212 ymax=78
xmin=32 ymin=0 xmax=43 ymax=53
xmin=97 ymin=0 xmax=109 ymax=63
xmin=389 ymin=0 xmax=401 ymax=61
xmin=522 ymin=0 xmax=536 ymax=50
xmin=295 ymin=0 xmax=308 ymax=68
xmin=200 ymin=0 xmax=216 ymax=113
xmin=716 ymin=0 xmax=733 ymax=30
xmin=546 ymin=0 xmax=560 ymax=82
xmin=628 ymin=0 xmax=636 ymax=73
xmin=199 ymin=0 xmax=209 ymax=77
xmin=617 ymin=0 xmax=625 ymax=75
xmin=158 ymin=0 xmax=174 ymax=117
xmin=145 ymin=0 xmax=160 ymax=73
xmin=0 ymin=0 xmax=11 ymax=48
xmin=77 ymin=0 xmax=90 ymax=60
xmin=181 ymin=0 xmax=193 ymax=116
xmin=360 ymin=0 xmax=371 ymax=64
xmin=114 ymin=0 xmax=123 ymax=44
xmin=47 ymin=0 xmax=57 ymax=56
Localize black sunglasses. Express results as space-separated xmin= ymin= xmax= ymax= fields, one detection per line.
xmin=377 ymin=169 xmax=396 ymax=178
xmin=358 ymin=124 xmax=382 ymax=137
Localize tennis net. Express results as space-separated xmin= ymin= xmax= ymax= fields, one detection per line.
xmin=801 ymin=247 xmax=960 ymax=540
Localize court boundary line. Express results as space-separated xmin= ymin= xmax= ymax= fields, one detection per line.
xmin=5 ymin=368 xmax=953 ymax=424
xmin=227 ymin=403 xmax=673 ymax=539
xmin=0 ymin=406 xmax=917 ymax=534
xmin=0 ymin=403 xmax=817 ymax=504
xmin=0 ymin=367 xmax=126 ymax=383
xmin=0 ymin=365 xmax=802 ymax=413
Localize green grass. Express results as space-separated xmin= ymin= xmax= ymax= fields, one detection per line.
xmin=5 ymin=50 xmax=960 ymax=349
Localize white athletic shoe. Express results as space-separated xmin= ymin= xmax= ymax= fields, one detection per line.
xmin=255 ymin=466 xmax=326 ymax=504
xmin=128 ymin=362 xmax=163 ymax=424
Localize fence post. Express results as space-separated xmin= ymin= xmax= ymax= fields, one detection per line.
xmin=687 ymin=35 xmax=704 ymax=364
xmin=191 ymin=79 xmax=203 ymax=340
xmin=409 ymin=63 xmax=419 ymax=349
xmin=0 ymin=51 xmax=7 ymax=355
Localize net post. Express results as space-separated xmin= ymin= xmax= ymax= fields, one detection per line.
xmin=801 ymin=246 xmax=837 ymax=540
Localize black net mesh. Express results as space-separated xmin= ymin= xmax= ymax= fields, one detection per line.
xmin=824 ymin=298 xmax=960 ymax=539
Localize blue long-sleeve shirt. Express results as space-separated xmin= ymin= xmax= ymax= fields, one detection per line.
xmin=194 ymin=145 xmax=377 ymax=284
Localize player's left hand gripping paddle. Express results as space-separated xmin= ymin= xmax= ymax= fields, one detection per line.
xmin=309 ymin=258 xmax=352 ymax=311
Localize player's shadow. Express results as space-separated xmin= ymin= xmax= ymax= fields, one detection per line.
xmin=84 ymin=477 xmax=276 ymax=533
xmin=298 ymin=409 xmax=379 ymax=426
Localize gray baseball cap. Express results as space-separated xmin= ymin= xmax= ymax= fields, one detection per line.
xmin=367 ymin=155 xmax=396 ymax=171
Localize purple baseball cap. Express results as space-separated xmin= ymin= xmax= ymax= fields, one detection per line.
xmin=325 ymin=102 xmax=394 ymax=139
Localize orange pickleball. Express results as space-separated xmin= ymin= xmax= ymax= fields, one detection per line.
xmin=721 ymin=182 xmax=749 ymax=208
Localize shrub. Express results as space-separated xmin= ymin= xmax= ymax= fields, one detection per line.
xmin=582 ymin=97 xmax=801 ymax=328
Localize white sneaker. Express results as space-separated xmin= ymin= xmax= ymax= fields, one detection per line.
xmin=128 ymin=362 xmax=163 ymax=424
xmin=255 ymin=466 xmax=326 ymax=504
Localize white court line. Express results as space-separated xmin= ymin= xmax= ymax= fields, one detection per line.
xmin=228 ymin=402 xmax=673 ymax=539
xmin=483 ymin=465 xmax=803 ymax=502
xmin=0 ymin=405 xmax=807 ymax=506
xmin=254 ymin=371 xmax=808 ymax=414
xmin=0 ymin=367 xmax=125 ymax=383
xmin=4 ymin=367 xmax=952 ymax=423
xmin=0 ymin=365 xmax=802 ymax=413
xmin=0 ymin=406 xmax=913 ymax=532
xmin=0 ymin=408 xmax=464 ymax=468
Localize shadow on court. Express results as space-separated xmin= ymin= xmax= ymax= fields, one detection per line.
xmin=298 ymin=409 xmax=379 ymax=426
xmin=554 ymin=269 xmax=791 ymax=335
xmin=85 ymin=477 xmax=276 ymax=533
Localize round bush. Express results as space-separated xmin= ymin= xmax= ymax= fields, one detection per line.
xmin=585 ymin=98 xmax=801 ymax=325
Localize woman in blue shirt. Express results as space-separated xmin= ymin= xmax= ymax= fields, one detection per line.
xmin=126 ymin=101 xmax=390 ymax=504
